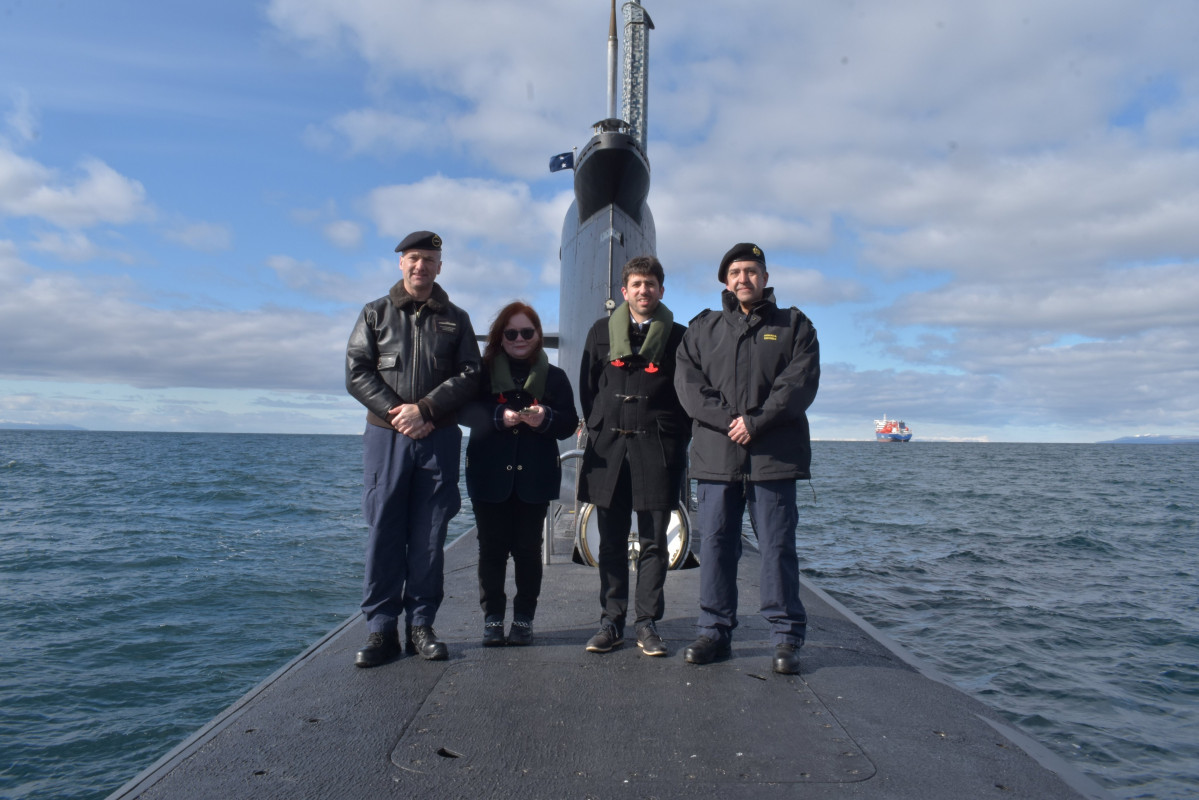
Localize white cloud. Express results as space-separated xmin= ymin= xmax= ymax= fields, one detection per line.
xmin=0 ymin=152 xmax=153 ymax=229
xmin=29 ymin=230 xmax=107 ymax=263
xmin=365 ymin=175 xmax=558 ymax=254
xmin=0 ymin=239 xmax=31 ymax=285
xmin=265 ymin=253 xmax=379 ymax=304
xmin=323 ymin=219 xmax=363 ymax=249
xmin=767 ymin=268 xmax=868 ymax=307
xmin=0 ymin=259 xmax=347 ymax=394
xmin=885 ymin=263 xmax=1199 ymax=338
xmin=4 ymin=89 xmax=38 ymax=143
xmin=0 ymin=147 xmax=51 ymax=206
xmin=164 ymin=221 xmax=233 ymax=252
xmin=305 ymin=109 xmax=433 ymax=155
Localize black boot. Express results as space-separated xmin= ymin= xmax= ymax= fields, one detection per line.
xmin=408 ymin=624 xmax=449 ymax=660
xmin=483 ymin=617 xmax=506 ymax=647
xmin=683 ymin=635 xmax=731 ymax=665
xmin=773 ymin=643 xmax=801 ymax=674
xmin=355 ymin=630 xmax=400 ymax=668
xmin=506 ymin=619 xmax=533 ymax=646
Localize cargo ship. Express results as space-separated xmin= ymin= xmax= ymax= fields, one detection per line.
xmin=876 ymin=416 xmax=913 ymax=442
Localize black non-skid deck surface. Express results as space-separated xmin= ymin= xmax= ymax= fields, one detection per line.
xmin=112 ymin=528 xmax=1109 ymax=800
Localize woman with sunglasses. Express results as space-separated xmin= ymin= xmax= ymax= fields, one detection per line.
xmin=461 ymin=301 xmax=579 ymax=646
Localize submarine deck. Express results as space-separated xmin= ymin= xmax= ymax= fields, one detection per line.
xmin=108 ymin=514 xmax=1109 ymax=800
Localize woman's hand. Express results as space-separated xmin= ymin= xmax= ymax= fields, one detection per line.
xmin=518 ymin=404 xmax=546 ymax=428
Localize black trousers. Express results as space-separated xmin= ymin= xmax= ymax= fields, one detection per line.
xmin=473 ymin=496 xmax=549 ymax=622
xmin=596 ymin=460 xmax=670 ymax=633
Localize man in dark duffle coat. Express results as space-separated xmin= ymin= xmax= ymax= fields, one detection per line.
xmin=673 ymin=242 xmax=820 ymax=675
xmin=577 ymin=256 xmax=691 ymax=657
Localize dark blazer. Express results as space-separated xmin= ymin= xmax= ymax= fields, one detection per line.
xmin=462 ymin=362 xmax=579 ymax=505
xmin=576 ymin=316 xmax=691 ymax=510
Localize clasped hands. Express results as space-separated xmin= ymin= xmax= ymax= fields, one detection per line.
xmin=502 ymin=404 xmax=546 ymax=429
xmin=387 ymin=403 xmax=434 ymax=439
xmin=728 ymin=415 xmax=752 ymax=446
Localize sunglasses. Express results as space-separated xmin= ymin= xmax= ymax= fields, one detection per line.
xmin=503 ymin=327 xmax=537 ymax=341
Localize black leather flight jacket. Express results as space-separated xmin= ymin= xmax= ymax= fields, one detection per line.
xmin=345 ymin=281 xmax=481 ymax=428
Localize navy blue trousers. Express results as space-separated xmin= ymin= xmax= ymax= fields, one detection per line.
xmin=695 ymin=479 xmax=806 ymax=646
xmin=361 ymin=423 xmax=462 ymax=634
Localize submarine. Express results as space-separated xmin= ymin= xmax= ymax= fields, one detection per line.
xmin=105 ymin=4 xmax=1113 ymax=799
xmin=553 ymin=0 xmax=655 ymax=391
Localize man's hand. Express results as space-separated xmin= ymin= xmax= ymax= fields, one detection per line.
xmin=728 ymin=415 xmax=752 ymax=446
xmin=501 ymin=408 xmax=522 ymax=428
xmin=406 ymin=420 xmax=435 ymax=440
xmin=388 ymin=404 xmax=433 ymax=438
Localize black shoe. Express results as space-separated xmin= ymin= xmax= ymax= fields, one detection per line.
xmin=507 ymin=620 xmax=533 ymax=646
xmin=355 ymin=631 xmax=400 ymax=668
xmin=585 ymin=625 xmax=624 ymax=653
xmin=482 ymin=619 xmax=506 ymax=647
xmin=407 ymin=625 xmax=449 ymax=660
xmin=773 ymin=643 xmax=801 ymax=674
xmin=636 ymin=623 xmax=668 ymax=657
xmin=683 ymin=635 xmax=731 ymax=665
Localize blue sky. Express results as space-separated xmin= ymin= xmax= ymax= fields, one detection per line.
xmin=2 ymin=0 xmax=1198 ymax=441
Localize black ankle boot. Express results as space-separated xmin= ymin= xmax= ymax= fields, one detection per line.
xmin=506 ymin=619 xmax=533 ymax=646
xmin=483 ymin=618 xmax=506 ymax=647
xmin=355 ymin=630 xmax=400 ymax=668
xmin=408 ymin=624 xmax=449 ymax=660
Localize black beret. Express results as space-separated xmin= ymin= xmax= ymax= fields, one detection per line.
xmin=395 ymin=230 xmax=443 ymax=253
xmin=718 ymin=242 xmax=766 ymax=282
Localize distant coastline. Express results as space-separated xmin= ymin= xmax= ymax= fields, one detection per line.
xmin=0 ymin=422 xmax=88 ymax=431
xmin=1098 ymin=434 xmax=1199 ymax=444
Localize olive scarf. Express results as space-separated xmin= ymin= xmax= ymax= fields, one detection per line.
xmin=606 ymin=301 xmax=673 ymax=366
xmin=489 ymin=349 xmax=549 ymax=401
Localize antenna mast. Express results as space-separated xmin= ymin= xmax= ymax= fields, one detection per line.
xmin=621 ymin=1 xmax=653 ymax=151
xmin=606 ymin=0 xmax=618 ymax=120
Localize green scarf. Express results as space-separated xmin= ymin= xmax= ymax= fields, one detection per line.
xmin=489 ymin=350 xmax=549 ymax=401
xmin=607 ymin=302 xmax=673 ymax=365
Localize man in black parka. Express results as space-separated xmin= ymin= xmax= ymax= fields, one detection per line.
xmin=577 ymin=256 xmax=690 ymax=657
xmin=674 ymin=243 xmax=820 ymax=675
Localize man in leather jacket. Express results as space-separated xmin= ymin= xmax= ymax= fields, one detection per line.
xmin=673 ymin=242 xmax=820 ymax=675
xmin=345 ymin=230 xmax=481 ymax=667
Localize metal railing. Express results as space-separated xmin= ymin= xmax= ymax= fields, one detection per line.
xmin=543 ymin=449 xmax=585 ymax=564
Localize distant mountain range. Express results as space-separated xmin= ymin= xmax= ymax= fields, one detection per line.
xmin=1099 ymin=434 xmax=1199 ymax=444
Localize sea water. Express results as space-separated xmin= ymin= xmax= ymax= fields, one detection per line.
xmin=0 ymin=432 xmax=1196 ymax=799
